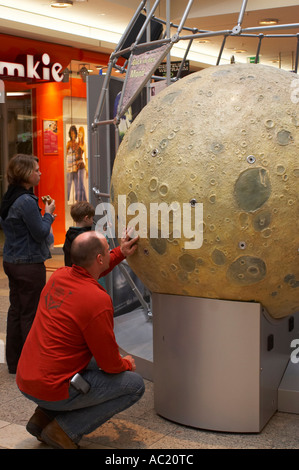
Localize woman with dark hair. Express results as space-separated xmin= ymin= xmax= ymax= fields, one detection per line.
xmin=0 ymin=154 xmax=56 ymax=373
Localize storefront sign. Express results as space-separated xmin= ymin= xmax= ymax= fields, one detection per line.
xmin=0 ymin=53 xmax=63 ymax=82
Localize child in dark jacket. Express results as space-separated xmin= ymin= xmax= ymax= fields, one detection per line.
xmin=63 ymin=201 xmax=95 ymax=266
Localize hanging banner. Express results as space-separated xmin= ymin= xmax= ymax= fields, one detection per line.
xmin=117 ymin=42 xmax=172 ymax=119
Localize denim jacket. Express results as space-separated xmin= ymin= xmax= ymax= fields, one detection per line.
xmin=0 ymin=193 xmax=54 ymax=264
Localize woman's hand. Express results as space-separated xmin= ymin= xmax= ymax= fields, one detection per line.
xmin=45 ymin=199 xmax=56 ymax=217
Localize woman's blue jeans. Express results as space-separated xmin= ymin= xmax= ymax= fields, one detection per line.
xmin=22 ymin=359 xmax=145 ymax=444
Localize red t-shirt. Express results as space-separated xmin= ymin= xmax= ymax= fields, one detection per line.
xmin=16 ymin=247 xmax=131 ymax=401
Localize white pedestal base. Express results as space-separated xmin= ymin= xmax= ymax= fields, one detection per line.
xmin=152 ymin=293 xmax=299 ymax=433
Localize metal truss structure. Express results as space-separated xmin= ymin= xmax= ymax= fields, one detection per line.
xmin=92 ymin=0 xmax=299 ymax=131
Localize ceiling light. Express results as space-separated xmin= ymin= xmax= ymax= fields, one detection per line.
xmin=78 ymin=64 xmax=89 ymax=82
xmin=62 ymin=67 xmax=71 ymax=82
xmin=51 ymin=1 xmax=73 ymax=8
xmin=259 ymin=19 xmax=278 ymax=25
xmin=7 ymin=92 xmax=31 ymax=97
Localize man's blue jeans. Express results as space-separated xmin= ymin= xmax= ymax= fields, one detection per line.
xmin=22 ymin=360 xmax=145 ymax=444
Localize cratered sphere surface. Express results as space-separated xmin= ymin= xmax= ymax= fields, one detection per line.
xmin=110 ymin=64 xmax=299 ymax=319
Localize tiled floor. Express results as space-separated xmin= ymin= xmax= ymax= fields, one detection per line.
xmin=0 ymin=254 xmax=299 ymax=450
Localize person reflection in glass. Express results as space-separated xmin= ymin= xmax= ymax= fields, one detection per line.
xmin=77 ymin=126 xmax=87 ymax=201
xmin=66 ymin=125 xmax=81 ymax=202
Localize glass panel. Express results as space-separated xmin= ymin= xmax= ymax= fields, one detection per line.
xmin=7 ymin=91 xmax=32 ymax=157
xmin=63 ymin=96 xmax=88 ymax=231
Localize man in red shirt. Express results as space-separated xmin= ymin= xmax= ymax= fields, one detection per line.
xmin=16 ymin=230 xmax=145 ymax=449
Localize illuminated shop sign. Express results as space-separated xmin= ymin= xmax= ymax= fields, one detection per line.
xmin=0 ymin=53 xmax=63 ymax=82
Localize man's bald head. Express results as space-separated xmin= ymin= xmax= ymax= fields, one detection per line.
xmin=70 ymin=231 xmax=106 ymax=269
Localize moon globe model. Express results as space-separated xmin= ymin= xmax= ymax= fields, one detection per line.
xmin=110 ymin=64 xmax=299 ymax=319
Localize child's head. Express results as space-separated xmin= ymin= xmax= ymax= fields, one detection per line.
xmin=70 ymin=201 xmax=95 ymax=227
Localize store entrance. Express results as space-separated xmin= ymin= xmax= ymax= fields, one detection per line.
xmin=0 ymin=90 xmax=33 ymax=198
xmin=0 ymin=90 xmax=33 ymax=251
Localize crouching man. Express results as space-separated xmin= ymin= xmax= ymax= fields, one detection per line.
xmin=16 ymin=230 xmax=144 ymax=449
